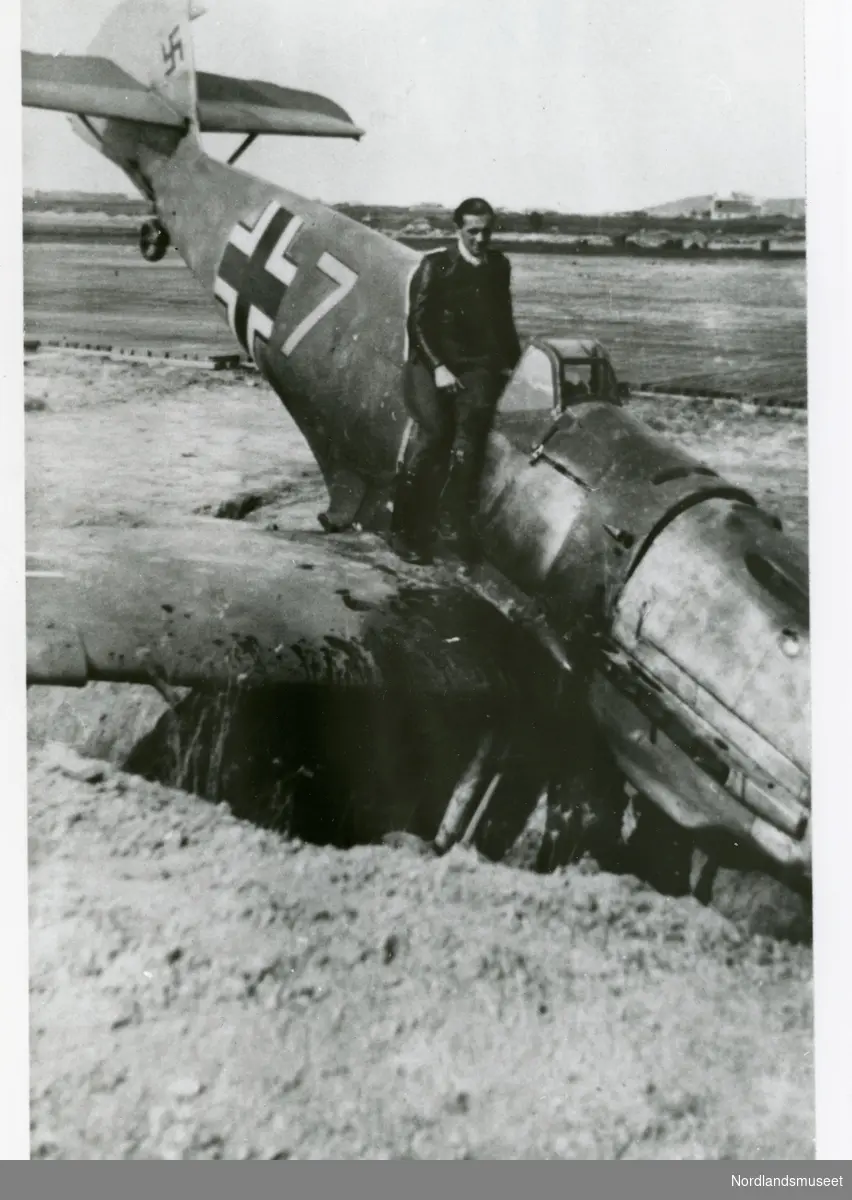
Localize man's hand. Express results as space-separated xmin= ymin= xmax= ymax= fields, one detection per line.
xmin=434 ymin=365 xmax=462 ymax=393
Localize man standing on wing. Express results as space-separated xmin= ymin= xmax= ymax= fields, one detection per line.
xmin=390 ymin=197 xmax=522 ymax=565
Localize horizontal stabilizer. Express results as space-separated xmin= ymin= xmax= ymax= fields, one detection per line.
xmin=22 ymin=51 xmax=363 ymax=139
xmin=196 ymin=71 xmax=364 ymax=138
xmin=22 ymin=51 xmax=185 ymax=126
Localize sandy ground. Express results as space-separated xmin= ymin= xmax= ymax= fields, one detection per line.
xmin=24 ymin=356 xmax=809 ymax=544
xmin=25 ymin=352 xmax=813 ymax=1159
xmin=28 ymin=745 xmax=812 ymax=1161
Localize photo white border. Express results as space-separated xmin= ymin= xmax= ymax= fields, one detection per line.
xmin=2 ymin=0 xmax=849 ymax=1164
xmin=1 ymin=0 xmax=29 ymax=1163
xmin=807 ymin=0 xmax=852 ymax=1162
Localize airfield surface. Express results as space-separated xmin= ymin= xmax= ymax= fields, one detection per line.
xmin=25 ymin=247 xmax=813 ymax=1159
xmin=24 ymin=243 xmax=807 ymax=404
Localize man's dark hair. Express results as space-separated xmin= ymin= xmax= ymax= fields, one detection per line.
xmin=453 ymin=197 xmax=495 ymax=227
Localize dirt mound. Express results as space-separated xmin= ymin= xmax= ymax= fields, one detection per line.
xmin=27 ymin=685 xmax=172 ymax=767
xmin=29 ymin=745 xmax=814 ymax=1160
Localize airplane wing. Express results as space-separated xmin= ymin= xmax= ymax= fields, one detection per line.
xmin=26 ymin=522 xmax=528 ymax=698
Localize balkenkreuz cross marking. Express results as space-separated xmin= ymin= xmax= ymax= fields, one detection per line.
xmin=213 ymin=201 xmax=303 ymax=363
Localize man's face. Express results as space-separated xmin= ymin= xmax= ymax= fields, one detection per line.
xmin=458 ymin=213 xmax=493 ymax=260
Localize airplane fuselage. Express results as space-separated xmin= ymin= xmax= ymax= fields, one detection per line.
xmin=134 ymin=130 xmax=811 ymax=884
xmin=148 ymin=137 xmax=419 ymax=509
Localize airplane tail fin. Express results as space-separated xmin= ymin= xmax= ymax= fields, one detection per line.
xmin=23 ymin=0 xmax=363 ymax=195
xmin=87 ymin=0 xmax=203 ymax=131
xmin=23 ymin=1 xmax=203 ymax=196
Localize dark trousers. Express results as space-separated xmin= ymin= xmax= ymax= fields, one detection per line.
xmin=392 ymin=362 xmax=503 ymax=554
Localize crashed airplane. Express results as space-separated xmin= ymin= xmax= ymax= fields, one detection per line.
xmin=22 ymin=0 xmax=810 ymax=907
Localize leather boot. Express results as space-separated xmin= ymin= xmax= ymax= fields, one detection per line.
xmin=390 ymin=469 xmax=434 ymax=564
xmin=439 ymin=455 xmax=482 ymax=565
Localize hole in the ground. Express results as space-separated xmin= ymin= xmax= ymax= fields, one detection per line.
xmin=119 ymin=688 xmax=626 ymax=866
xmin=112 ymin=687 xmax=811 ymax=944
xmin=199 ymin=482 xmax=302 ymax=522
xmin=213 ymin=491 xmax=273 ymax=521
xmin=124 ymin=689 xmax=503 ymax=848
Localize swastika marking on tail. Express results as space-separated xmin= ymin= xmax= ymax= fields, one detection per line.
xmin=161 ymin=25 xmax=184 ymax=77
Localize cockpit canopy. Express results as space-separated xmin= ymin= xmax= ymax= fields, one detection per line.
xmin=496 ymin=336 xmax=621 ymax=448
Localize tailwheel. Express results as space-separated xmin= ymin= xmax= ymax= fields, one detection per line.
xmin=139 ymin=218 xmax=170 ymax=262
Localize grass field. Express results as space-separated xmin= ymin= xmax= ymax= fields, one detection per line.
xmin=23 ymin=244 xmax=806 ymax=405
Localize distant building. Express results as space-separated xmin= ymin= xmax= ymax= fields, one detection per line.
xmin=710 ymin=194 xmax=761 ymax=220
xmin=397 ymin=217 xmax=437 ymax=236
xmin=408 ymin=204 xmax=446 ymax=217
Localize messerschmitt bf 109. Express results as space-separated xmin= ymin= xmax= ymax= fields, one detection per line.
xmin=22 ymin=0 xmax=811 ymax=908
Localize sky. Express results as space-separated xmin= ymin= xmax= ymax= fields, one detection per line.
xmin=22 ymin=0 xmax=806 ymax=213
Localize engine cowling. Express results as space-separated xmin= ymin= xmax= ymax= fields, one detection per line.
xmin=592 ymin=496 xmax=810 ymax=877
xmin=477 ymin=397 xmax=810 ymax=880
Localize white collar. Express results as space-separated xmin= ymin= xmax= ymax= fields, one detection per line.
xmin=456 ymin=236 xmax=487 ymax=266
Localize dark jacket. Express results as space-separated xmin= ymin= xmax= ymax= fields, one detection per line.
xmin=406 ymin=244 xmax=522 ymax=375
